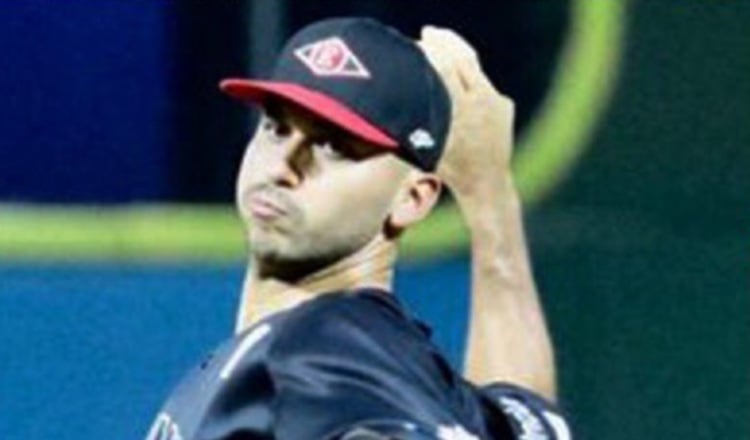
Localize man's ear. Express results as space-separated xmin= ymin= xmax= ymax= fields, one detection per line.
xmin=385 ymin=171 xmax=442 ymax=238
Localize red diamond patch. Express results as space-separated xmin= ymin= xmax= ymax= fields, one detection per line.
xmin=294 ymin=37 xmax=371 ymax=79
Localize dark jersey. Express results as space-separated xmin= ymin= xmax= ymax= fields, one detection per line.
xmin=146 ymin=289 xmax=570 ymax=439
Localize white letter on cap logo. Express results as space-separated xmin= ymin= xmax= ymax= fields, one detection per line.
xmin=294 ymin=37 xmax=371 ymax=79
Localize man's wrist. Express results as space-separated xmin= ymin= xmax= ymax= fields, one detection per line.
xmin=453 ymin=173 xmax=518 ymax=227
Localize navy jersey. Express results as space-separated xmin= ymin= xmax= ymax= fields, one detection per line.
xmin=146 ymin=289 xmax=570 ymax=439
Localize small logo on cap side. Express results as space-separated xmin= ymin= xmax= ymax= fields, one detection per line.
xmin=294 ymin=37 xmax=371 ymax=79
xmin=409 ymin=128 xmax=436 ymax=150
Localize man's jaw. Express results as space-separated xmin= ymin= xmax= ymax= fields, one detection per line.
xmin=234 ymin=231 xmax=399 ymax=332
xmin=254 ymin=242 xmax=394 ymax=285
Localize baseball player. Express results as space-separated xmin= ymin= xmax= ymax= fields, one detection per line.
xmin=146 ymin=17 xmax=569 ymax=440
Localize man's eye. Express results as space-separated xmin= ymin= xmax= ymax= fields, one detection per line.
xmin=260 ymin=118 xmax=276 ymax=131
xmin=261 ymin=119 xmax=287 ymax=142
xmin=314 ymin=140 xmax=346 ymax=159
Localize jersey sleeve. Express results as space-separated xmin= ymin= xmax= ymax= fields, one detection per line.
xmin=264 ymin=294 xmax=482 ymax=440
xmin=477 ymin=382 xmax=572 ymax=440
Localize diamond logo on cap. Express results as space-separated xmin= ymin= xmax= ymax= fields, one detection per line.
xmin=294 ymin=37 xmax=371 ymax=79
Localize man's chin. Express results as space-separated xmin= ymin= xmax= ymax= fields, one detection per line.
xmin=248 ymin=225 xmax=289 ymax=254
xmin=249 ymin=238 xmax=287 ymax=263
xmin=249 ymin=235 xmax=307 ymax=269
xmin=250 ymin=243 xmax=351 ymax=282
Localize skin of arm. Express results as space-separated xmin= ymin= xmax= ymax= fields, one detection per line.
xmin=419 ymin=27 xmax=557 ymax=400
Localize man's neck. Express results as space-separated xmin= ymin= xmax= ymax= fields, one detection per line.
xmin=236 ymin=235 xmax=398 ymax=332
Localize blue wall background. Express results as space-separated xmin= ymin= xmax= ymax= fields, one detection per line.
xmin=0 ymin=259 xmax=469 ymax=439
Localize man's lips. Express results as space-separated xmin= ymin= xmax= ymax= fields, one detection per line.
xmin=247 ymin=193 xmax=288 ymax=221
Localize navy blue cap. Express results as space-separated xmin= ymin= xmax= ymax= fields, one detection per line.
xmin=220 ymin=17 xmax=451 ymax=171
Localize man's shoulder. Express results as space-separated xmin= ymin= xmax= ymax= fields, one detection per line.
xmin=288 ymin=287 xmax=404 ymax=317
xmin=269 ymin=288 xmax=426 ymax=358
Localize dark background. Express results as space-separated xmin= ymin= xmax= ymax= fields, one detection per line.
xmin=0 ymin=1 xmax=567 ymax=202
xmin=0 ymin=1 xmax=748 ymax=439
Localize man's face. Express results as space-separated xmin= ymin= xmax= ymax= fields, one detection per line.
xmin=236 ymin=100 xmax=410 ymax=274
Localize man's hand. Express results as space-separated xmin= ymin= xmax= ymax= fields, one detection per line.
xmin=418 ymin=26 xmax=515 ymax=202
xmin=418 ymin=27 xmax=557 ymax=399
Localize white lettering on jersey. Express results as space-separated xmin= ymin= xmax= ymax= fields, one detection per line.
xmin=220 ymin=323 xmax=272 ymax=380
xmin=436 ymin=424 xmax=480 ymax=440
xmin=543 ymin=411 xmax=571 ymax=440
xmin=145 ymin=412 xmax=183 ymax=440
xmin=498 ymin=396 xmax=549 ymax=440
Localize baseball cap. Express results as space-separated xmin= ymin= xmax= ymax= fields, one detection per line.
xmin=220 ymin=17 xmax=451 ymax=171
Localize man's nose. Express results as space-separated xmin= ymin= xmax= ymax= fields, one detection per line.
xmin=264 ymin=135 xmax=311 ymax=188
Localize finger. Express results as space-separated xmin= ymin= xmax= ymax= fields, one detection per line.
xmin=417 ymin=39 xmax=468 ymax=98
xmin=420 ymin=26 xmax=494 ymax=93
xmin=456 ymin=58 xmax=501 ymax=95
xmin=418 ymin=32 xmax=463 ymax=74
xmin=421 ymin=26 xmax=478 ymax=63
xmin=421 ymin=26 xmax=481 ymax=86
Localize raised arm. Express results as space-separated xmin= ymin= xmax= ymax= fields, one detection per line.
xmin=419 ymin=27 xmax=556 ymax=399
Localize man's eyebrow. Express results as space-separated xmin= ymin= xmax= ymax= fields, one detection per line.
xmin=260 ymin=100 xmax=371 ymax=151
xmin=261 ymin=100 xmax=285 ymax=121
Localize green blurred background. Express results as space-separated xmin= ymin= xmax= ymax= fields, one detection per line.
xmin=0 ymin=1 xmax=747 ymax=439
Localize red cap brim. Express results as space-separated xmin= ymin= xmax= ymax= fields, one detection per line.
xmin=219 ymin=79 xmax=398 ymax=149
